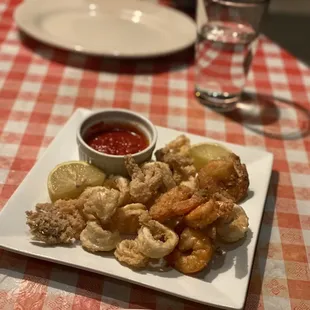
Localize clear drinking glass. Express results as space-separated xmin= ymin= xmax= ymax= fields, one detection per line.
xmin=195 ymin=0 xmax=269 ymax=111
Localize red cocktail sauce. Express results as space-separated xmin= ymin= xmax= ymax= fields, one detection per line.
xmin=84 ymin=122 xmax=149 ymax=156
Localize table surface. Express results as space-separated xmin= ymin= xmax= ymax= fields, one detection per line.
xmin=1 ymin=0 xmax=310 ymax=309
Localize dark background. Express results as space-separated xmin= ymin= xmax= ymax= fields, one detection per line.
xmin=262 ymin=0 xmax=310 ymax=66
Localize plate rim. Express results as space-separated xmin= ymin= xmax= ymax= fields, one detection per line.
xmin=0 ymin=108 xmax=274 ymax=309
xmin=14 ymin=0 xmax=197 ymax=58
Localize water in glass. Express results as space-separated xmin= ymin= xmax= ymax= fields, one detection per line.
xmin=195 ymin=20 xmax=258 ymax=110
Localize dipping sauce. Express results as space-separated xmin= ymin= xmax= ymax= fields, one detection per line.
xmin=84 ymin=122 xmax=149 ymax=155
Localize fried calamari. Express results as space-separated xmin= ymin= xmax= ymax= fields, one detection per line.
xmin=155 ymin=135 xmax=196 ymax=184
xmin=26 ymin=200 xmax=86 ymax=245
xmin=80 ymin=221 xmax=120 ymax=252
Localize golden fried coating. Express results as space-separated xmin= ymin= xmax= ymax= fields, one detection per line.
xmin=165 ymin=227 xmax=214 ymax=274
xmin=184 ymin=194 xmax=234 ymax=229
xmin=198 ymin=155 xmax=249 ymax=202
xmin=142 ymin=161 xmax=176 ymax=192
xmin=155 ymin=135 xmax=196 ymax=184
xmin=114 ymin=239 xmax=149 ymax=269
xmin=216 ymin=204 xmax=249 ymax=243
xmin=136 ymin=213 xmax=178 ymax=258
xmin=80 ymin=186 xmax=120 ymax=224
xmin=26 ymin=200 xmax=86 ymax=245
xmin=125 ymin=156 xmax=176 ymax=205
xmin=80 ymin=221 xmax=120 ymax=252
xmin=110 ymin=203 xmax=147 ymax=234
xmin=149 ymin=185 xmax=206 ymax=222
xmin=104 ymin=175 xmax=131 ymax=207
xmin=125 ymin=156 xmax=163 ymax=204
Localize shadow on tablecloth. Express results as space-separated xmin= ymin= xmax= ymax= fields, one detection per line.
xmin=223 ymin=92 xmax=310 ymax=140
xmin=18 ymin=31 xmax=194 ymax=75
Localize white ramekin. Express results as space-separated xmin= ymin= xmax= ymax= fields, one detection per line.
xmin=76 ymin=109 xmax=157 ymax=176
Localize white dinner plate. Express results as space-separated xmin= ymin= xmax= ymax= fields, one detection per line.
xmin=0 ymin=108 xmax=273 ymax=309
xmin=14 ymin=0 xmax=197 ymax=57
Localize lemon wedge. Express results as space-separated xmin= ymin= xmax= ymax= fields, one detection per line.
xmin=47 ymin=161 xmax=106 ymax=202
xmin=190 ymin=143 xmax=233 ymax=170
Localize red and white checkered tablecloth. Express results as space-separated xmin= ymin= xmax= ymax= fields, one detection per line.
xmin=1 ymin=0 xmax=310 ymax=309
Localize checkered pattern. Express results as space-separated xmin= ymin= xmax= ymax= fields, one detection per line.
xmin=1 ymin=0 xmax=310 ymax=309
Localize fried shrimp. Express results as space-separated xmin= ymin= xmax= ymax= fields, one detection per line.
xmin=155 ymin=135 xmax=196 ymax=184
xmin=166 ymin=227 xmax=214 ymax=274
xmin=184 ymin=195 xmax=234 ymax=229
xmin=136 ymin=214 xmax=179 ymax=258
xmin=110 ymin=203 xmax=147 ymax=234
xmin=104 ymin=175 xmax=131 ymax=207
xmin=149 ymin=185 xmax=205 ymax=222
xmin=198 ymin=155 xmax=249 ymax=202
xmin=114 ymin=239 xmax=149 ymax=269
xmin=216 ymin=204 xmax=249 ymax=243
xmin=26 ymin=201 xmax=86 ymax=245
xmin=80 ymin=221 xmax=121 ymax=252
xmin=80 ymin=186 xmax=120 ymax=224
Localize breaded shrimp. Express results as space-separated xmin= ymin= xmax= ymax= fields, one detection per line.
xmin=198 ymin=155 xmax=249 ymax=202
xmin=166 ymin=227 xmax=214 ymax=274
xmin=149 ymin=185 xmax=206 ymax=222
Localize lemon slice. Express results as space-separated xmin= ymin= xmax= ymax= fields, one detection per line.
xmin=190 ymin=143 xmax=233 ymax=170
xmin=47 ymin=161 xmax=106 ymax=202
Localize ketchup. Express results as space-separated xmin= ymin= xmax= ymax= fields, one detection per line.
xmin=84 ymin=122 xmax=149 ymax=156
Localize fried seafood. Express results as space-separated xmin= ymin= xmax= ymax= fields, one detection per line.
xmin=114 ymin=239 xmax=149 ymax=269
xmin=80 ymin=221 xmax=121 ymax=252
xmin=203 ymin=224 xmax=217 ymax=241
xmin=216 ymin=204 xmax=249 ymax=243
xmin=184 ymin=195 xmax=234 ymax=229
xmin=155 ymin=135 xmax=196 ymax=184
xmin=80 ymin=186 xmax=120 ymax=223
xmin=149 ymin=185 xmax=205 ymax=222
xmin=125 ymin=156 xmax=176 ymax=205
xmin=104 ymin=175 xmax=131 ymax=206
xmin=110 ymin=203 xmax=147 ymax=234
xmin=125 ymin=156 xmax=163 ymax=204
xmin=180 ymin=176 xmax=198 ymax=191
xmin=166 ymin=227 xmax=214 ymax=274
xmin=198 ymin=155 xmax=249 ymax=202
xmin=137 ymin=214 xmax=179 ymax=258
xmin=26 ymin=200 xmax=86 ymax=245
xmin=142 ymin=161 xmax=176 ymax=191
xmin=26 ymin=134 xmax=251 ymax=277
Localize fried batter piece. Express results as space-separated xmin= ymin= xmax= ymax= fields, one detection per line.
xmin=180 ymin=176 xmax=198 ymax=191
xmin=114 ymin=239 xmax=149 ymax=269
xmin=142 ymin=161 xmax=176 ymax=192
xmin=149 ymin=185 xmax=206 ymax=222
xmin=80 ymin=221 xmax=121 ymax=252
xmin=26 ymin=200 xmax=86 ymax=245
xmin=198 ymin=155 xmax=249 ymax=202
xmin=137 ymin=213 xmax=179 ymax=258
xmin=165 ymin=227 xmax=214 ymax=274
xmin=155 ymin=135 xmax=196 ymax=184
xmin=110 ymin=203 xmax=147 ymax=234
xmin=80 ymin=186 xmax=120 ymax=224
xmin=216 ymin=204 xmax=249 ymax=243
xmin=184 ymin=194 xmax=234 ymax=229
xmin=104 ymin=175 xmax=131 ymax=207
xmin=125 ymin=156 xmax=176 ymax=205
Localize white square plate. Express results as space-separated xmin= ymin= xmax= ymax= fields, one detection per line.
xmin=0 ymin=108 xmax=273 ymax=309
